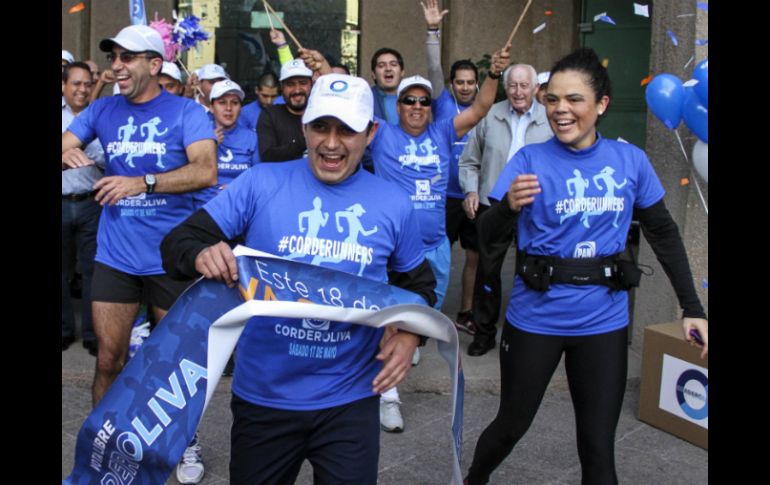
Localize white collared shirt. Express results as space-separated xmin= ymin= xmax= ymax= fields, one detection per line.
xmin=507 ymin=102 xmax=536 ymax=162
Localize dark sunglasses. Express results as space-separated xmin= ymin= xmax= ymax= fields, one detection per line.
xmin=399 ymin=95 xmax=432 ymax=107
xmin=106 ymin=51 xmax=156 ymax=63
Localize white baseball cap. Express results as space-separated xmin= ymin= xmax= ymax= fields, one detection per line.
xmin=99 ymin=25 xmax=165 ymax=58
xmin=161 ymin=62 xmax=183 ymax=82
xmin=197 ymin=63 xmax=229 ymax=81
xmin=302 ymin=74 xmax=373 ymax=133
xmin=280 ymin=59 xmax=313 ymax=81
xmin=397 ymin=75 xmax=433 ymax=98
xmin=537 ymin=71 xmax=551 ymax=85
xmin=62 ymin=49 xmax=75 ymax=64
xmin=210 ymin=79 xmax=245 ymax=102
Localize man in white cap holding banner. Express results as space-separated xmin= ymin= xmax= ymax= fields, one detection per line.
xmin=161 ymin=70 xmax=436 ymax=484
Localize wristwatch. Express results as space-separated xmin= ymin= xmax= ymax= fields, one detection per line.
xmin=488 ymin=70 xmax=503 ymax=80
xmin=144 ymin=173 xmax=156 ymax=194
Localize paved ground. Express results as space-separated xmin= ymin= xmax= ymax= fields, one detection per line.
xmin=62 ymin=244 xmax=708 ymax=483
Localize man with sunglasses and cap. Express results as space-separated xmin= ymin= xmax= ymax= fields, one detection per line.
xmin=62 ymin=24 xmax=217 ymax=485
xmin=61 ymin=23 xmax=216 ymax=405
xmin=161 ymin=70 xmax=435 ymax=484
xmin=365 ymin=47 xmax=509 ymax=430
xmin=422 ymin=0 xmax=485 ymax=336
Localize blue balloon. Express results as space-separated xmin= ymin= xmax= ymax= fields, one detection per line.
xmin=683 ymin=89 xmax=708 ymax=143
xmin=645 ymin=73 xmax=685 ymax=130
xmin=692 ymin=59 xmax=708 ymax=108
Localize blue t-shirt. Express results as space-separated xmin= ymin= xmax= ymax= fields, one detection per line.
xmin=195 ymin=119 xmax=260 ymax=206
xmin=383 ymin=94 xmax=399 ymax=125
xmin=237 ymin=101 xmax=262 ymax=133
xmin=239 ymin=97 xmax=285 ymax=130
xmin=489 ymin=135 xmax=665 ymax=336
xmin=369 ymin=117 xmax=457 ymax=250
xmin=203 ymin=159 xmax=425 ymax=410
xmin=432 ymin=90 xmax=471 ymax=199
xmin=68 ymin=90 xmax=215 ymax=275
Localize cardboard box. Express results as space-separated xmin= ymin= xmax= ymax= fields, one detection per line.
xmin=639 ymin=321 xmax=708 ymax=449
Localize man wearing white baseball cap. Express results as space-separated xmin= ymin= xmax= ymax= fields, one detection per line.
xmin=257 ymin=59 xmax=313 ymax=161
xmin=193 ymin=63 xmax=229 ymax=111
xmin=63 ymin=24 xmax=217 ymax=485
xmin=368 ymin=48 xmax=509 ymax=321
xmin=159 ymin=61 xmax=184 ymax=96
xmin=62 ymin=16 xmax=217 ymax=432
xmin=162 ymin=71 xmax=435 ymax=484
xmin=363 ymin=59 xmax=505 ymax=432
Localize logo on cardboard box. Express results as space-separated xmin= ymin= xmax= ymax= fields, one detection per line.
xmin=659 ymin=354 xmax=708 ymax=428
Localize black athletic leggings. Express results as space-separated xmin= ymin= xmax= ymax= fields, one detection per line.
xmin=467 ymin=322 xmax=628 ymax=485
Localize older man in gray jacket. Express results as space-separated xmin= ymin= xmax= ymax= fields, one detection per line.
xmin=458 ymin=63 xmax=553 ymax=356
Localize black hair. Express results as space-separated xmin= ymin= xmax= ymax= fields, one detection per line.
xmin=549 ymin=47 xmax=611 ymax=101
xmin=449 ymin=59 xmax=478 ymax=82
xmin=257 ymin=71 xmax=279 ymax=89
xmin=370 ymin=47 xmax=404 ymax=72
xmin=63 ymin=61 xmax=92 ymax=83
xmin=330 ymin=62 xmax=351 ymax=75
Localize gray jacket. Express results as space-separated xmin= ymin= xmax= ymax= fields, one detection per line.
xmin=459 ymin=99 xmax=553 ymax=205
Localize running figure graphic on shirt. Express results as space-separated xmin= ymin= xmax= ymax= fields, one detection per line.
xmin=586 ymin=166 xmax=627 ymax=228
xmin=560 ymin=169 xmax=590 ymax=224
xmin=333 ymin=203 xmax=379 ymax=275
xmin=112 ymin=116 xmax=138 ymax=165
xmin=400 ymin=139 xmax=421 ymax=171
xmin=419 ymin=138 xmax=441 ymax=173
xmin=287 ymin=196 xmax=329 ymax=260
xmin=140 ymin=117 xmax=169 ymax=168
xmin=398 ymin=137 xmax=441 ymax=172
xmin=312 ymin=203 xmax=378 ymax=275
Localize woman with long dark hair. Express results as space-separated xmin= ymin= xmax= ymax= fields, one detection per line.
xmin=465 ymin=48 xmax=708 ymax=485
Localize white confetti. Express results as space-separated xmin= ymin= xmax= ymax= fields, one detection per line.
xmin=617 ymin=137 xmax=629 ymax=144
xmin=533 ymin=22 xmax=546 ymax=34
xmin=633 ymin=3 xmax=649 ymax=17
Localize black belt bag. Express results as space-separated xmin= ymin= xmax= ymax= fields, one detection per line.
xmin=516 ymin=250 xmax=642 ymax=292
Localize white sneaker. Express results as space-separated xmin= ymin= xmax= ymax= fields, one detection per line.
xmin=128 ymin=320 xmax=151 ymax=359
xmin=176 ymin=434 xmax=204 ymax=484
xmin=411 ymin=346 xmax=421 ymax=366
xmin=380 ymin=400 xmax=404 ymax=433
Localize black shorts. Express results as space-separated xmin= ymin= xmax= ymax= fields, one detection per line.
xmin=445 ymin=197 xmax=480 ymax=252
xmin=91 ymin=262 xmax=195 ymax=311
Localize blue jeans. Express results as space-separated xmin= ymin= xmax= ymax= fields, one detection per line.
xmin=424 ymin=236 xmax=451 ymax=310
xmin=62 ymin=197 xmax=101 ymax=341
